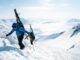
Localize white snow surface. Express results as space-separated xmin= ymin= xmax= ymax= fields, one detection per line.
xmin=0 ymin=19 xmax=80 ymax=60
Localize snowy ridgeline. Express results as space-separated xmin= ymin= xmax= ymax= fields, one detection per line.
xmin=0 ymin=19 xmax=80 ymax=60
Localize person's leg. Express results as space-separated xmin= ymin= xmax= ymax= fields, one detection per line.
xmin=18 ymin=35 xmax=25 ymax=49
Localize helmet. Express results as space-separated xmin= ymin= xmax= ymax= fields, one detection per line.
xmin=12 ymin=23 xmax=17 ymax=28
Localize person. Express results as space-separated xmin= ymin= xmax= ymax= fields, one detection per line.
xmin=25 ymin=24 xmax=35 ymax=45
xmin=70 ymin=24 xmax=80 ymax=37
xmin=6 ymin=9 xmax=29 ymax=49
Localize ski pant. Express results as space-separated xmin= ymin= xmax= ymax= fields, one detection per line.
xmin=17 ymin=35 xmax=25 ymax=49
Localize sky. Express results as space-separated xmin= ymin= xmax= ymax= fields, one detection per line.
xmin=0 ymin=0 xmax=80 ymax=21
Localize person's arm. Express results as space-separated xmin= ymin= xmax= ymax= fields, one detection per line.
xmin=24 ymin=30 xmax=30 ymax=39
xmin=6 ymin=29 xmax=14 ymax=36
xmin=25 ymin=35 xmax=29 ymax=39
xmin=25 ymin=30 xmax=29 ymax=34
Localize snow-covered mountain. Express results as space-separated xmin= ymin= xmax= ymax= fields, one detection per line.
xmin=0 ymin=18 xmax=80 ymax=60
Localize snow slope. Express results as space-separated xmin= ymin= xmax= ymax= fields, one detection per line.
xmin=0 ymin=19 xmax=80 ymax=60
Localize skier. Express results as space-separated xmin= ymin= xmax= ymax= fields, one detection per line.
xmin=6 ymin=9 xmax=29 ymax=49
xmin=70 ymin=24 xmax=80 ymax=37
xmin=25 ymin=24 xmax=35 ymax=45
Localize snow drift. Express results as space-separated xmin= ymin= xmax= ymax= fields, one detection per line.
xmin=0 ymin=19 xmax=80 ymax=60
